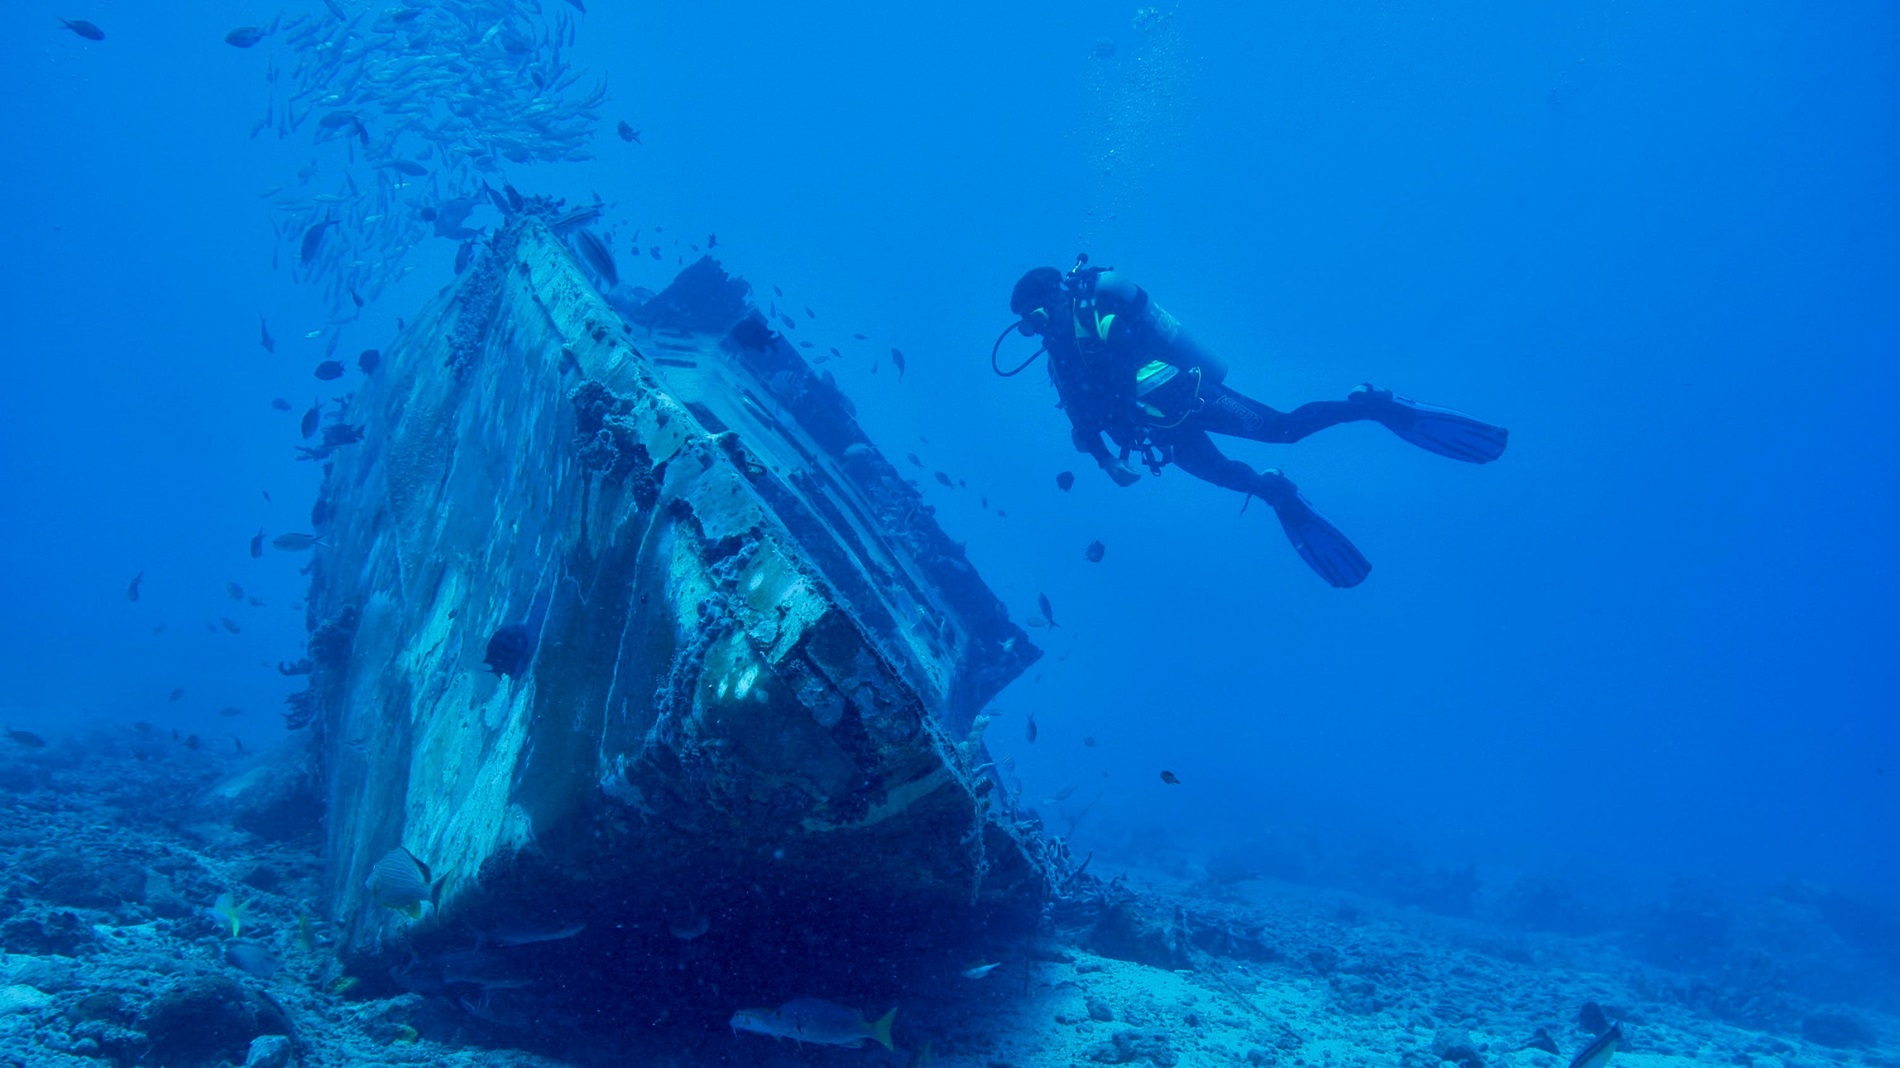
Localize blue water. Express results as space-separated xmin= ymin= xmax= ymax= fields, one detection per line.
xmin=3 ymin=0 xmax=1896 ymax=1003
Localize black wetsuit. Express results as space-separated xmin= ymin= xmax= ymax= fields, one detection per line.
xmin=1045 ymin=272 xmax=1373 ymax=500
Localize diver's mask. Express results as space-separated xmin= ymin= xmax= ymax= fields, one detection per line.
xmin=1016 ymin=307 xmax=1049 ymax=337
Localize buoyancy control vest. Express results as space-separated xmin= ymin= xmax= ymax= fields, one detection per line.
xmin=1062 ymin=267 xmax=1229 ymax=429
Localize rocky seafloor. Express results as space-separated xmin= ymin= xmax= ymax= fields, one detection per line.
xmin=1 ymin=729 xmax=1893 ymax=1068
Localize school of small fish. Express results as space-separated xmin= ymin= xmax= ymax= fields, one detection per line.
xmin=254 ymin=0 xmax=607 ymax=320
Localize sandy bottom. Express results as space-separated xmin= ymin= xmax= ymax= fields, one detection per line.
xmin=1 ymin=734 xmax=1891 ymax=1068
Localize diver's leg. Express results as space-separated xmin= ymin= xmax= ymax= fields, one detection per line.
xmin=1199 ymin=383 xmax=1508 ymax=462
xmin=1162 ymin=430 xmax=1371 ymax=588
xmin=1195 ymin=385 xmax=1369 ymax=445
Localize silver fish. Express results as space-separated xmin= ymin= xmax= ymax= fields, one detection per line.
xmin=571 ymin=228 xmax=617 ymax=288
xmin=224 ymin=940 xmax=282 ymax=978
xmin=730 ymin=1000 xmax=894 ymax=1051
xmin=1569 ymin=1024 xmax=1622 ymax=1068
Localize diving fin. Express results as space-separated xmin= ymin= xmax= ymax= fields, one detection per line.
xmin=1272 ymin=491 xmax=1371 ymax=589
xmin=1350 ymin=385 xmax=1508 ymax=464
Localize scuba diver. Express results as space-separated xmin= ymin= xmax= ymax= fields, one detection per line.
xmin=995 ymin=257 xmax=1508 ymax=588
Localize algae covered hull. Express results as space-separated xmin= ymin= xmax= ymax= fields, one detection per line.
xmin=297 ymin=220 xmax=1046 ymax=996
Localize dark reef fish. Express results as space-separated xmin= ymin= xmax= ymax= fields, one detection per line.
xmin=1024 ymin=711 xmax=1038 ymax=744
xmin=313 ymin=360 xmax=345 ymax=381
xmin=617 ymin=121 xmax=640 ymax=143
xmin=269 ymin=397 xmax=291 ymax=411
xmin=125 ymin=570 xmax=144 ymax=602
xmin=1055 ymin=471 xmax=1075 ymax=492
xmin=300 ymin=218 xmax=334 ymax=266
xmin=220 ymin=617 xmax=242 ymax=634
xmin=301 ymin=399 xmax=320 ymax=438
xmin=357 ymin=348 xmax=381 ymax=374
xmin=890 ymin=348 xmax=906 ymax=381
xmin=58 ymin=18 xmax=105 ymax=40
xmin=250 ymin=528 xmax=264 ymax=558
xmin=1160 ymin=770 xmax=1181 ymax=785
xmin=484 ymin=580 xmax=555 ymax=678
xmin=5 ymin=727 xmax=47 ymax=749
xmin=1085 ymin=540 xmax=1106 ymax=563
xmin=224 ymin=22 xmax=274 ymax=48
xmin=271 ymin=532 xmax=322 ymax=551
xmin=1037 ymin=592 xmax=1058 ymax=628
xmin=259 ymin=315 xmax=275 ymax=353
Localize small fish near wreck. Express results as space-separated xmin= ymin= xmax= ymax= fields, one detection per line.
xmin=366 ymin=846 xmax=441 ymax=919
xmin=485 ymin=582 xmax=555 ymax=678
xmin=571 ymin=228 xmax=618 ymax=289
xmin=5 ymin=727 xmax=47 ymax=749
xmin=1569 ymin=1024 xmax=1623 ymax=1068
xmin=731 ymin=999 xmax=895 ymax=1051
xmin=58 ymin=18 xmax=105 ymax=41
xmin=224 ymin=23 xmax=274 ymax=48
xmin=223 ymin=940 xmax=281 ymax=978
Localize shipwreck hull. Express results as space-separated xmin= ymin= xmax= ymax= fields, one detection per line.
xmin=298 ymin=219 xmax=1045 ymax=1021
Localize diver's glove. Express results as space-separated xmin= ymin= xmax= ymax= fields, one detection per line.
xmin=1072 ymin=427 xmax=1142 ymax=486
xmin=1100 ymin=457 xmax=1141 ymax=487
